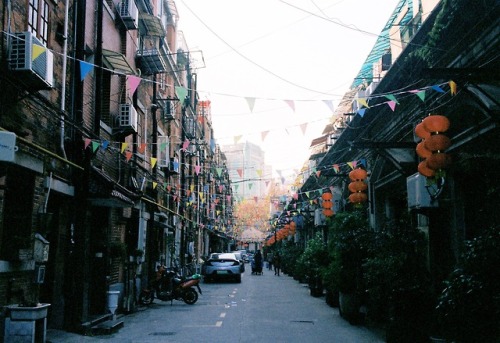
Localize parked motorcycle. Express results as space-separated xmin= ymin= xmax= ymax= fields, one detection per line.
xmin=139 ymin=265 xmax=202 ymax=305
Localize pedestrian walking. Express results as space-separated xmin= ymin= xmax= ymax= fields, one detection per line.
xmin=267 ymin=252 xmax=273 ymax=270
xmin=273 ymin=253 xmax=281 ymax=276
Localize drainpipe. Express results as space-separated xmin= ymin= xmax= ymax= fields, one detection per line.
xmin=59 ymin=0 xmax=70 ymax=160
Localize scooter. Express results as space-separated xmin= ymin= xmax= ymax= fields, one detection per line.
xmin=139 ymin=265 xmax=202 ymax=305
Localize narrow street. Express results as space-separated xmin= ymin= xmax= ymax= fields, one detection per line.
xmin=47 ymin=267 xmax=384 ymax=343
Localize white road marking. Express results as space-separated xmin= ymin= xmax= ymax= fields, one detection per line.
xmin=220 ymin=312 xmax=226 ymax=318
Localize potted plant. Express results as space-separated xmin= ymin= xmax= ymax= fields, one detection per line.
xmin=296 ymin=232 xmax=329 ymax=296
xmin=435 ymin=226 xmax=500 ymax=343
xmin=328 ymin=210 xmax=372 ymax=324
xmin=364 ymin=219 xmax=433 ymax=343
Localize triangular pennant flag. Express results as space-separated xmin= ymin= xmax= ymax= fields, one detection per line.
xmin=237 ymin=169 xmax=243 ymax=178
xmin=198 ymin=115 xmax=204 ymax=124
xmin=431 ymin=85 xmax=445 ymax=93
xmin=333 ymin=164 xmax=340 ymax=173
xmin=151 ymin=157 xmax=157 ymax=168
xmin=121 ymin=142 xmax=128 ymax=153
xmin=359 ymin=159 xmax=367 ymax=168
xmin=387 ymin=100 xmax=397 ymax=112
xmin=128 ymin=75 xmax=141 ymax=95
xmin=101 ymin=140 xmax=109 ymax=150
xmin=384 ymin=94 xmax=399 ymax=104
xmin=316 ymin=170 xmax=321 ymax=177
xmin=175 ymin=86 xmax=188 ymax=104
xmin=322 ymin=100 xmax=335 ymax=113
xmin=416 ymin=90 xmax=426 ymax=102
xmin=190 ymin=184 xmax=195 ymax=192
xmin=195 ymin=165 xmax=201 ymax=175
xmin=352 ymin=160 xmax=358 ymax=169
xmin=125 ymin=151 xmax=133 ymax=162
xmin=347 ymin=161 xmax=354 ymax=169
xmin=358 ymin=98 xmax=370 ymax=108
xmin=79 ymin=61 xmax=94 ymax=81
xmin=284 ymin=100 xmax=295 ymax=112
xmin=449 ymin=80 xmax=457 ymax=95
xmin=138 ymin=143 xmax=146 ymax=154
xmin=84 ymin=138 xmax=91 ymax=149
xmin=254 ymin=196 xmax=258 ymax=203
xmin=216 ymin=168 xmax=222 ymax=177
xmin=305 ymin=192 xmax=310 ymax=198
xmin=256 ymin=169 xmax=263 ymax=177
xmin=261 ymin=131 xmax=269 ymax=142
xmin=300 ymin=123 xmax=308 ymax=135
xmin=245 ymin=97 xmax=256 ymax=112
xmin=152 ymin=182 xmax=158 ymax=190
xmin=233 ymin=135 xmax=242 ymax=144
xmin=32 ymin=44 xmax=46 ymax=61
xmin=358 ymin=108 xmax=367 ymax=117
xmin=182 ymin=139 xmax=190 ymax=150
xmin=248 ymin=183 xmax=253 ymax=190
xmin=91 ymin=141 xmax=100 ymax=152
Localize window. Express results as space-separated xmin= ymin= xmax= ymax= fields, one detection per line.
xmin=28 ymin=0 xmax=50 ymax=45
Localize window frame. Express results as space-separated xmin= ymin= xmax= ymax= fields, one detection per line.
xmin=28 ymin=0 xmax=50 ymax=45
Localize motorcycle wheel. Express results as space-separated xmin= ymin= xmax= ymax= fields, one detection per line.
xmin=139 ymin=290 xmax=154 ymax=305
xmin=183 ymin=288 xmax=198 ymax=305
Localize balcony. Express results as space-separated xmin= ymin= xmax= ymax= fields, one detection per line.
xmin=136 ymin=48 xmax=167 ymax=75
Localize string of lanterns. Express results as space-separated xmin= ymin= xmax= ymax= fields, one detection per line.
xmin=415 ymin=114 xmax=451 ymax=177
xmin=348 ymin=167 xmax=368 ymax=205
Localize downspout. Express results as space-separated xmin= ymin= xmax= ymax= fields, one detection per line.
xmin=60 ymin=0 xmax=70 ymax=159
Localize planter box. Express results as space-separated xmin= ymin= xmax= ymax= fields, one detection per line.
xmin=7 ymin=303 xmax=50 ymax=320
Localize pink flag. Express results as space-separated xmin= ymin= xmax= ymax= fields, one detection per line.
xmin=128 ymin=75 xmax=141 ymax=95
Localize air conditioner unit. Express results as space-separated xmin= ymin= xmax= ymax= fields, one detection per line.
xmin=169 ymin=157 xmax=180 ymax=174
xmin=314 ymin=208 xmax=326 ymax=227
xmin=407 ymin=173 xmax=438 ymax=209
xmin=162 ymin=102 xmax=175 ymax=121
xmin=118 ymin=0 xmax=138 ymax=30
xmin=8 ymin=31 xmax=54 ymax=89
xmin=157 ymin=136 xmax=170 ymax=168
xmin=119 ymin=103 xmax=138 ymax=132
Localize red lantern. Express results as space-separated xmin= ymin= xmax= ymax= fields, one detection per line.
xmin=427 ymin=153 xmax=452 ymax=170
xmin=348 ymin=181 xmax=367 ymax=193
xmin=323 ymin=209 xmax=334 ymax=217
xmin=423 ymin=115 xmax=450 ymax=133
xmin=416 ymin=141 xmax=432 ymax=159
xmin=349 ymin=168 xmax=367 ymax=181
xmin=418 ymin=160 xmax=435 ymax=177
xmin=424 ymin=134 xmax=451 ymax=152
xmin=415 ymin=122 xmax=431 ymax=140
xmin=321 ymin=192 xmax=333 ymax=201
xmin=349 ymin=192 xmax=367 ymax=204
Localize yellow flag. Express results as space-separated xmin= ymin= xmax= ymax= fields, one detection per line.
xmin=357 ymin=98 xmax=370 ymax=108
xmin=449 ymin=80 xmax=457 ymax=96
xmin=121 ymin=143 xmax=128 ymax=153
xmin=152 ymin=182 xmax=157 ymax=189
xmin=151 ymin=157 xmax=157 ymax=168
xmin=32 ymin=44 xmax=46 ymax=61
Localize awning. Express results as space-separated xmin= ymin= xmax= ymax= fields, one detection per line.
xmin=88 ymin=166 xmax=141 ymax=208
xmin=139 ymin=13 xmax=166 ymax=37
xmin=102 ymin=49 xmax=136 ymax=75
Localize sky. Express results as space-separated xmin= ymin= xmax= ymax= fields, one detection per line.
xmin=174 ymin=0 xmax=400 ymax=178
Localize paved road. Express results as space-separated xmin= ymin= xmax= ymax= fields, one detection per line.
xmin=47 ymin=267 xmax=385 ymax=342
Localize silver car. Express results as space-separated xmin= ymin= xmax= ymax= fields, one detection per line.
xmin=202 ymin=253 xmax=242 ymax=283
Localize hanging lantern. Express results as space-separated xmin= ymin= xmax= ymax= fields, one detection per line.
xmin=415 ymin=122 xmax=431 ymax=140
xmin=349 ymin=168 xmax=367 ymax=181
xmin=423 ymin=114 xmax=450 ymax=133
xmin=321 ymin=192 xmax=333 ymax=201
xmin=418 ymin=160 xmax=435 ymax=177
xmin=349 ymin=192 xmax=367 ymax=204
xmin=424 ymin=134 xmax=451 ymax=152
xmin=416 ymin=141 xmax=432 ymax=159
xmin=427 ymin=153 xmax=452 ymax=170
xmin=348 ymin=181 xmax=367 ymax=193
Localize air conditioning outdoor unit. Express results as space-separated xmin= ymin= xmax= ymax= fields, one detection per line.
xmin=162 ymin=102 xmax=175 ymax=121
xmin=314 ymin=208 xmax=326 ymax=227
xmin=8 ymin=31 xmax=54 ymax=89
xmin=119 ymin=103 xmax=138 ymax=133
xmin=118 ymin=0 xmax=139 ymax=30
xmin=407 ymin=172 xmax=438 ymax=209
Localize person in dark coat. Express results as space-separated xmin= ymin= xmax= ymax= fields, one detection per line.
xmin=254 ymin=250 xmax=263 ymax=270
xmin=273 ymin=253 xmax=281 ymax=276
